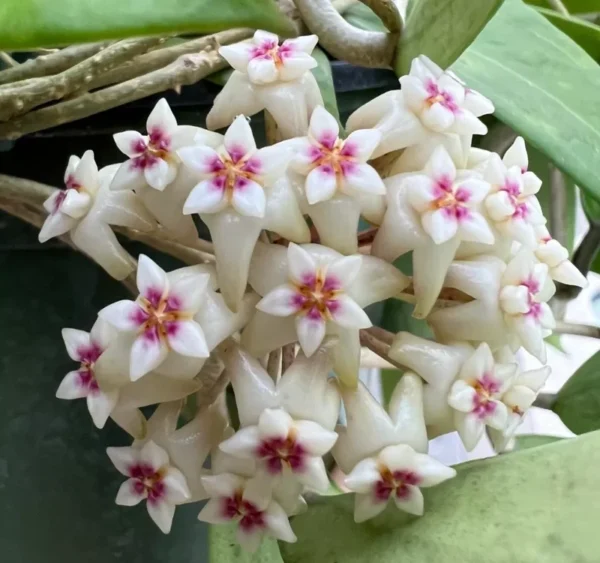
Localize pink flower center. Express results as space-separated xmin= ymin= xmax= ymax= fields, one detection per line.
xmin=222 ymin=491 xmax=266 ymax=532
xmin=249 ymin=39 xmax=294 ymax=67
xmin=430 ymin=175 xmax=471 ymax=221
xmin=132 ymin=288 xmax=188 ymax=343
xmin=308 ymin=135 xmax=359 ymax=180
xmin=128 ymin=463 xmax=166 ymax=505
xmin=425 ymin=80 xmax=459 ymax=114
xmin=76 ymin=342 xmax=104 ymax=395
xmin=256 ymin=432 xmax=306 ymax=474
xmin=131 ymin=128 xmax=171 ymax=170
xmin=520 ymin=275 xmax=543 ymax=320
xmin=374 ymin=466 xmax=421 ymax=502
xmin=470 ymin=372 xmax=501 ymax=419
xmin=500 ymin=179 xmax=530 ymax=219
xmin=291 ymin=268 xmax=343 ymax=321
xmin=207 ymin=149 xmax=264 ymax=201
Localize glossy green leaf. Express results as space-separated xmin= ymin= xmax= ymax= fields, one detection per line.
xmin=343 ymin=3 xmax=386 ymax=31
xmin=0 ymin=0 xmax=294 ymax=50
xmin=395 ymin=0 xmax=503 ymax=75
xmin=553 ymin=350 xmax=600 ymax=434
xmin=537 ymin=7 xmax=600 ymax=60
xmin=281 ymin=431 xmax=600 ymax=562
xmin=452 ymin=0 xmax=600 ymax=202
xmin=515 ymin=434 xmax=565 ymax=449
xmin=311 ymin=47 xmax=342 ymax=125
xmin=209 ymin=524 xmax=284 ymax=563
xmin=525 ymin=0 xmax=599 ymax=13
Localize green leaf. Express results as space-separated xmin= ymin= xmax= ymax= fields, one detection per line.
xmin=0 ymin=0 xmax=294 ymax=50
xmin=310 ymin=47 xmax=342 ymax=125
xmin=515 ymin=434 xmax=565 ymax=449
xmin=525 ymin=0 xmax=599 ymax=13
xmin=553 ymin=350 xmax=600 ymax=434
xmin=281 ymin=431 xmax=600 ymax=562
xmin=209 ymin=523 xmax=284 ymax=563
xmin=343 ymin=3 xmax=386 ymax=31
xmin=452 ymin=0 xmax=600 ymax=202
xmin=537 ymin=7 xmax=600 ymax=61
xmin=395 ymin=0 xmax=503 ymax=75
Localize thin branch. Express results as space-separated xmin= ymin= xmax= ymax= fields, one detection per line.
xmin=366 ymin=325 xmax=394 ymax=345
xmin=554 ymin=321 xmax=600 ymax=339
xmin=572 ymin=224 xmax=600 ymax=280
xmin=0 ymin=47 xmax=227 ymax=140
xmin=80 ymin=29 xmax=251 ymax=93
xmin=0 ymin=37 xmax=166 ymax=121
xmin=549 ymin=165 xmax=568 ymax=247
xmin=0 ymin=42 xmax=109 ymax=86
xmin=359 ymin=328 xmax=406 ymax=371
xmin=0 ymin=198 xmax=137 ymax=294
xmin=533 ymin=392 xmax=557 ymax=410
xmin=115 ymin=226 xmax=214 ymax=264
xmin=293 ymin=0 xmax=397 ymax=68
xmin=360 ymin=0 xmax=403 ymax=32
xmin=0 ymin=52 xmax=18 ymax=68
xmin=546 ymin=0 xmax=569 ymax=16
xmin=0 ymin=173 xmax=55 ymax=204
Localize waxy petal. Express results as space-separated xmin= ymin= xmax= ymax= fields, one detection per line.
xmin=294 ymin=420 xmax=338 ymax=456
xmin=147 ymin=500 xmax=176 ymax=534
xmin=422 ymin=208 xmax=458 ymax=244
xmin=353 ymin=492 xmax=388 ymax=523
xmin=137 ymin=255 xmax=168 ymax=302
xmin=421 ymin=102 xmax=454 ymax=132
xmin=295 ymin=315 xmax=326 ymax=358
xmin=257 ymin=284 xmax=301 ymax=316
xmin=344 ymin=458 xmax=380 ymax=494
xmin=110 ymin=160 xmax=147 ymax=192
xmin=330 ymin=294 xmax=372 ymax=329
xmin=448 ymin=380 xmax=478 ymax=413
xmin=327 ymin=255 xmax=362 ymax=289
xmin=219 ymin=426 xmax=261 ymax=459
xmin=166 ymin=320 xmax=209 ymax=358
xmin=503 ymin=136 xmax=528 ymax=171
xmin=342 ymin=129 xmax=382 ymax=162
xmin=168 ymin=271 xmax=210 ymax=313
xmin=259 ymin=408 xmax=294 ymax=438
xmin=343 ymin=163 xmax=386 ymax=196
xmin=183 ymin=179 xmax=227 ymax=215
xmin=297 ymin=456 xmax=329 ymax=492
xmin=61 ymin=328 xmax=91 ymax=361
xmin=147 ymin=98 xmax=177 ymax=137
xmin=248 ymin=56 xmax=278 ymax=84
xmin=287 ymin=243 xmax=317 ymax=285
xmin=61 ymin=190 xmax=91 ymax=219
xmin=231 ymin=178 xmax=267 ymax=218
xmin=177 ymin=145 xmax=223 ymax=175
xmin=219 ymin=42 xmax=253 ymax=73
xmin=114 ymin=130 xmax=146 ymax=158
xmin=98 ymin=300 xmax=146 ymax=332
xmin=308 ymin=105 xmax=339 ymax=148
xmin=425 ymin=145 xmax=457 ymax=181
xmin=130 ymin=331 xmax=169 ymax=380
xmin=305 ymin=165 xmax=337 ymax=204
xmin=144 ymin=158 xmax=176 ymax=191
xmin=393 ymin=485 xmax=424 ymax=516
xmin=454 ymin=412 xmax=485 ymax=451
xmin=56 ymin=370 xmax=90 ymax=400
xmin=458 ymin=211 xmax=495 ymax=245
xmin=38 ymin=211 xmax=77 ymax=242
xmin=225 ymin=115 xmax=256 ymax=161
xmin=107 ymin=445 xmax=137 ymax=476
xmin=87 ymin=388 xmax=119 ymax=428
xmin=116 ymin=478 xmax=146 ymax=506
xmin=278 ymin=52 xmax=318 ymax=82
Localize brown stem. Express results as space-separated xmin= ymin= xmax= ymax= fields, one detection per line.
xmin=0 ymin=42 xmax=110 ymax=86
xmin=80 ymin=29 xmax=251 ymax=93
xmin=359 ymin=328 xmax=406 ymax=370
xmin=554 ymin=321 xmax=600 ymax=339
xmin=365 ymin=325 xmax=394 ymax=345
xmin=357 ymin=227 xmax=378 ymax=246
xmin=0 ymin=37 xmax=166 ymax=121
xmin=0 ymin=47 xmax=227 ymax=140
xmin=293 ymin=0 xmax=397 ymax=68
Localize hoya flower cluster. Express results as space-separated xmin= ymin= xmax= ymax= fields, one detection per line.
xmin=41 ymin=30 xmax=586 ymax=551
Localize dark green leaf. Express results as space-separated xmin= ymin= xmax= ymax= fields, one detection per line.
xmin=553 ymin=350 xmax=600 ymax=434
xmin=311 ymin=47 xmax=342 ymax=125
xmin=209 ymin=524 xmax=284 ymax=562
xmin=343 ymin=3 xmax=386 ymax=31
xmin=452 ymin=0 xmax=600 ymax=202
xmin=395 ymin=0 xmax=503 ymax=75
xmin=0 ymin=0 xmax=294 ymax=50
xmin=515 ymin=434 xmax=565 ymax=449
xmin=525 ymin=0 xmax=599 ymax=13
xmin=537 ymin=7 xmax=600 ymax=61
xmin=281 ymin=431 xmax=600 ymax=562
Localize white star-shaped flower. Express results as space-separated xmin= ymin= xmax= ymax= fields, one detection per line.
xmin=178 ymin=115 xmax=309 ymax=311
xmin=332 ymin=375 xmax=455 ymax=521
xmin=39 ymin=153 xmax=156 ymax=279
xmin=56 ymin=318 xmax=119 ymax=429
xmin=346 ymin=55 xmax=493 ymax=159
xmin=389 ymin=333 xmax=518 ymax=451
xmin=534 ymin=225 xmax=587 ymax=287
xmin=483 ymin=137 xmax=546 ymax=247
xmin=207 ymin=30 xmax=324 ymax=139
xmin=372 ymin=145 xmax=493 ymax=318
xmin=107 ymin=440 xmax=191 ymax=534
xmin=242 ymin=242 xmax=408 ymax=385
xmin=215 ymin=339 xmax=340 ymax=506
xmin=286 ymin=105 xmax=386 ymax=254
xmin=427 ymin=250 xmax=556 ymax=363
